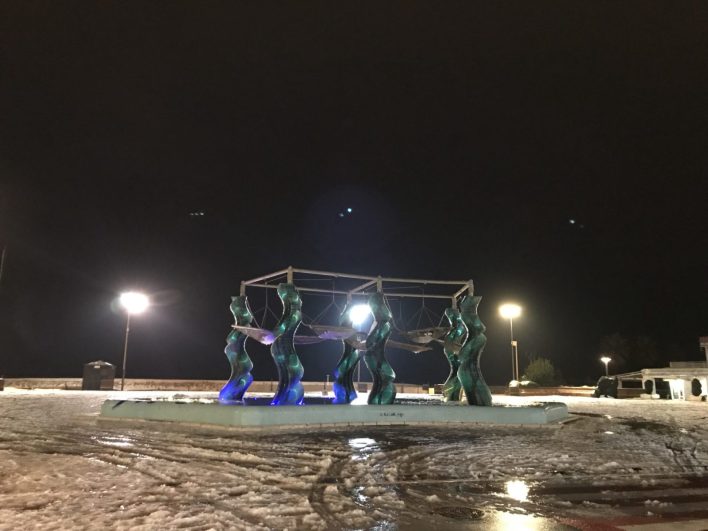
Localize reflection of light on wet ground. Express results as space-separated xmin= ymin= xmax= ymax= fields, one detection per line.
xmin=604 ymin=431 xmax=615 ymax=435
xmin=353 ymin=486 xmax=368 ymax=504
xmin=348 ymin=437 xmax=377 ymax=450
xmin=506 ymin=480 xmax=529 ymax=502
xmin=348 ymin=437 xmax=381 ymax=463
xmin=348 ymin=437 xmax=377 ymax=462
xmin=92 ymin=435 xmax=134 ymax=448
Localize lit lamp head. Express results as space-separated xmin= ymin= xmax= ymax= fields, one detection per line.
xmin=600 ymin=356 xmax=611 ymax=365
xmin=348 ymin=303 xmax=372 ymax=327
xmin=119 ymin=291 xmax=150 ymax=315
xmin=499 ymin=303 xmax=522 ymax=320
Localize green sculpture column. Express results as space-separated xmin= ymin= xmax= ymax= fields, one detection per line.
xmin=270 ymin=283 xmax=305 ymax=405
xmin=442 ymin=307 xmax=467 ymax=402
xmin=332 ymin=302 xmax=360 ymax=404
xmin=457 ymin=295 xmax=493 ymax=406
xmin=364 ymin=292 xmax=396 ymax=405
xmin=219 ymin=295 xmax=255 ymax=402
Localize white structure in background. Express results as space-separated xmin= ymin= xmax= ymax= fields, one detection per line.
xmin=639 ymin=362 xmax=708 ymax=401
xmin=612 ymin=338 xmax=708 ymax=401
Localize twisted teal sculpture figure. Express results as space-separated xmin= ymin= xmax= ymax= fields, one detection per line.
xmin=442 ymin=307 xmax=467 ymax=402
xmin=364 ymin=292 xmax=396 ymax=405
xmin=332 ymin=303 xmax=361 ymax=404
xmin=457 ymin=295 xmax=492 ymax=406
xmin=270 ymin=283 xmax=305 ymax=405
xmin=219 ymin=296 xmax=255 ymax=402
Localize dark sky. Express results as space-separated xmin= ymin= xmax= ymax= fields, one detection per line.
xmin=1 ymin=1 xmax=707 ymax=385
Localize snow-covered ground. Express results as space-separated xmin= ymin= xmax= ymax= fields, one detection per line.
xmin=1 ymin=389 xmax=706 ymax=530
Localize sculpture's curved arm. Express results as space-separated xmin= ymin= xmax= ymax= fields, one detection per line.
xmin=332 ymin=302 xmax=361 ymax=404
xmin=442 ymin=307 xmax=467 ymax=402
xmin=364 ymin=292 xmax=396 ymax=405
xmin=270 ymin=283 xmax=305 ymax=405
xmin=457 ymin=295 xmax=493 ymax=406
xmin=219 ymin=296 xmax=255 ymax=402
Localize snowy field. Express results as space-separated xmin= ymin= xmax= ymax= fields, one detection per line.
xmin=1 ymin=389 xmax=707 ymax=530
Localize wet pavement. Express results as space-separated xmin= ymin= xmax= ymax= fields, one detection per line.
xmin=1 ymin=391 xmax=707 ymax=529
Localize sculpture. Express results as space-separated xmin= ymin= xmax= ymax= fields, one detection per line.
xmin=364 ymin=292 xmax=396 ymax=405
xmin=457 ymin=295 xmax=492 ymax=406
xmin=442 ymin=307 xmax=467 ymax=402
xmin=331 ymin=302 xmax=361 ymax=404
xmin=225 ymin=268 xmax=496 ymax=408
xmin=219 ymin=296 xmax=255 ymax=402
xmin=270 ymin=283 xmax=305 ymax=405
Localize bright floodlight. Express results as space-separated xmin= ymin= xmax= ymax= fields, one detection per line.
xmin=119 ymin=291 xmax=149 ymax=315
xmin=499 ymin=303 xmax=521 ymax=319
xmin=349 ymin=304 xmax=371 ymax=326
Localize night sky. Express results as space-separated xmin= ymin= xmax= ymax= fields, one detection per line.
xmin=1 ymin=2 xmax=707 ymax=385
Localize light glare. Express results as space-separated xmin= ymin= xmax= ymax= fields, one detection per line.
xmin=119 ymin=291 xmax=150 ymax=315
xmin=349 ymin=304 xmax=371 ymax=326
xmin=499 ymin=303 xmax=522 ymax=319
xmin=600 ymin=356 xmax=611 ymax=364
xmin=505 ymin=480 xmax=529 ymax=502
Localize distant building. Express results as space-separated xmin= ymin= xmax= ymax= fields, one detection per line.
xmin=639 ymin=362 xmax=708 ymax=400
xmin=611 ymin=337 xmax=708 ymax=401
xmin=613 ymin=363 xmax=707 ymax=401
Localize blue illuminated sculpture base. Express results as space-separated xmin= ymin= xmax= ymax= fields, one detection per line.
xmin=219 ymin=296 xmax=255 ymax=402
xmin=270 ymin=283 xmax=305 ymax=406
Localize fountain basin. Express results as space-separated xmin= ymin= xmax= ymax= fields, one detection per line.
xmin=100 ymin=397 xmax=568 ymax=428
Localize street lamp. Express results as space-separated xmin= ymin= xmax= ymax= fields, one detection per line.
xmin=600 ymin=356 xmax=612 ymax=377
xmin=118 ymin=291 xmax=149 ymax=391
xmin=499 ymin=303 xmax=522 ymax=382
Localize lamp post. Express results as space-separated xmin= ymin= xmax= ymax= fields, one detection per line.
xmin=600 ymin=356 xmax=611 ymax=377
xmin=499 ymin=303 xmax=522 ymax=382
xmin=118 ymin=291 xmax=149 ymax=391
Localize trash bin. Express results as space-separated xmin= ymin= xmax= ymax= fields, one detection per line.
xmin=82 ymin=361 xmax=116 ymax=390
xmin=0 ymin=377 xmax=4 ymax=391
